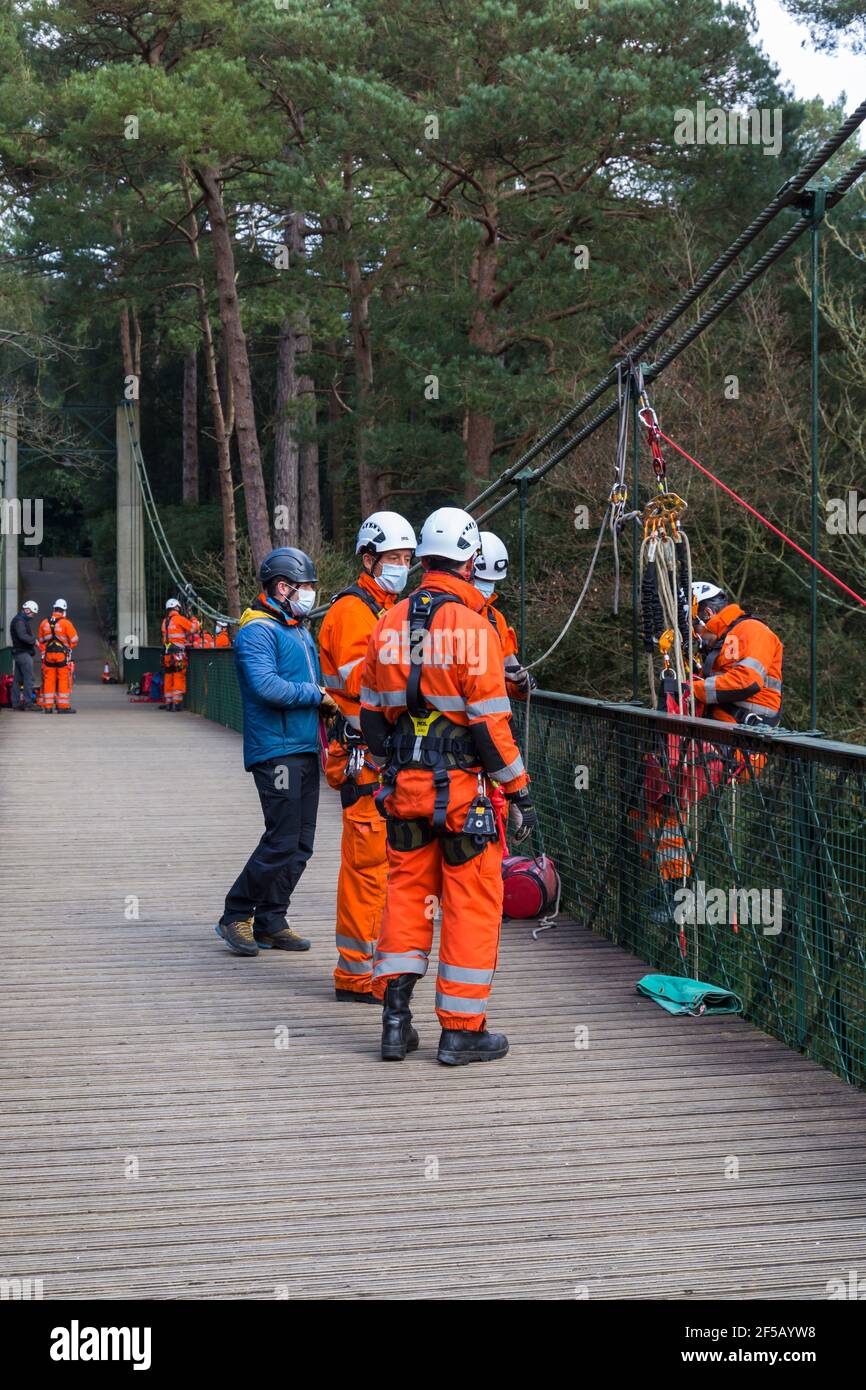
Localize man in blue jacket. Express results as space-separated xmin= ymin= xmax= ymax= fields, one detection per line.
xmin=216 ymin=547 xmax=338 ymax=956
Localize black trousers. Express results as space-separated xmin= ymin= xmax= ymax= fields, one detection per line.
xmin=13 ymin=651 xmax=34 ymax=706
xmin=223 ymin=753 xmax=320 ymax=935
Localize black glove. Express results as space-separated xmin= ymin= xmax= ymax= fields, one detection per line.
xmin=506 ymin=787 xmax=538 ymax=845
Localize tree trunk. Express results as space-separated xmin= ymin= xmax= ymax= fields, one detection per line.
xmin=273 ymin=208 xmax=305 ymax=546
xmin=194 ymin=163 xmax=272 ymax=569
xmin=464 ymin=164 xmax=500 ymax=500
xmin=181 ymin=348 xmax=199 ymax=504
xmin=180 ymin=164 xmax=240 ymax=617
xmin=273 ymin=317 xmax=300 ymax=547
xmin=199 ymin=309 xmax=241 ymax=618
xmin=298 ymin=364 xmax=321 ymax=553
xmin=341 ymin=159 xmax=378 ymax=515
xmin=327 ymin=341 xmax=347 ymax=548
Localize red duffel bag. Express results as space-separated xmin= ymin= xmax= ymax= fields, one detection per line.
xmin=502 ymin=854 xmax=561 ymax=920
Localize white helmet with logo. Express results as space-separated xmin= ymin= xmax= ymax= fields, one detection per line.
xmin=355 ymin=510 xmax=417 ymax=554
xmin=53 ymin=598 xmax=68 ymax=612
xmin=416 ymin=507 xmax=481 ymax=562
xmin=692 ymin=581 xmax=725 ymax=605
xmin=165 ymin=598 xmax=181 ymax=610
xmin=23 ymin=600 xmax=38 ymax=614
xmin=474 ymin=532 xmax=509 ymax=582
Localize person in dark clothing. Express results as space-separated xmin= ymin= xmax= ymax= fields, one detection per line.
xmin=215 ymin=547 xmax=339 ymax=957
xmin=10 ymin=601 xmax=41 ymax=710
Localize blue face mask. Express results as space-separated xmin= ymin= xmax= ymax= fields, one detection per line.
xmin=377 ymin=563 xmax=410 ymax=595
xmin=474 ymin=578 xmax=495 ymax=599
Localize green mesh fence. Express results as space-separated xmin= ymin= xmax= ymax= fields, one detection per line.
xmin=525 ymin=691 xmax=866 ymax=1088
xmin=177 ymin=647 xmax=866 ymax=1088
xmin=186 ymin=649 xmax=243 ymax=733
xmin=122 ymin=644 xmax=162 ymax=687
xmin=0 ymin=646 xmax=12 ymax=677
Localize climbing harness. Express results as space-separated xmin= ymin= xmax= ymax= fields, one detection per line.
xmin=330 ymin=583 xmax=386 ymax=621
xmin=374 ymin=590 xmax=483 ymax=839
xmin=42 ymin=615 xmax=70 ymax=666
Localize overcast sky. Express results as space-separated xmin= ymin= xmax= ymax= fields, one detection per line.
xmin=752 ymin=0 xmax=863 ymax=115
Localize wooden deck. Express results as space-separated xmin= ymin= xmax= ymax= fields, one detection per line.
xmin=3 ymin=679 xmax=866 ymax=1300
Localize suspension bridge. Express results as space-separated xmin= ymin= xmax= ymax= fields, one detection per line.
xmin=2 ymin=105 xmax=866 ymax=1301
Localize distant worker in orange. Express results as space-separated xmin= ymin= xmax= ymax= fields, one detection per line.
xmin=214 ymin=622 xmax=232 ymax=649
xmin=690 ymin=582 xmax=783 ymax=727
xmin=648 ymin=582 xmax=784 ymax=922
xmin=160 ymin=598 xmax=199 ymax=710
xmin=360 ymin=507 xmax=538 ymax=1067
xmin=473 ymin=532 xmax=536 ymax=701
xmin=38 ymin=598 xmax=78 ymax=714
xmin=319 ymin=510 xmax=417 ymax=1003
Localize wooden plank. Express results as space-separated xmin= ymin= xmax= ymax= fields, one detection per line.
xmin=2 ymin=681 xmax=866 ymax=1300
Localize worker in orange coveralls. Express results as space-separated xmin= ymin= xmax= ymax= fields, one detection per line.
xmin=360 ymin=507 xmax=538 ymax=1067
xmin=690 ymin=583 xmax=783 ymax=728
xmin=214 ymin=622 xmax=232 ymax=648
xmin=38 ymin=598 xmax=78 ymax=713
xmin=473 ymin=531 xmax=536 ymax=701
xmin=319 ymin=511 xmax=417 ymax=1003
xmin=648 ymin=581 xmax=783 ymax=922
xmin=160 ymin=598 xmax=199 ymax=709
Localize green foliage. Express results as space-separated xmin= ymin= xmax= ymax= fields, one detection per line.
xmin=2 ymin=0 xmax=865 ymax=736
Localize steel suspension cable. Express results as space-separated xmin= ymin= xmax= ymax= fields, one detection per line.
xmin=472 ymin=149 xmax=866 ymax=531
xmin=124 ymin=402 xmax=230 ymax=624
xmin=464 ymin=101 xmax=866 ymax=519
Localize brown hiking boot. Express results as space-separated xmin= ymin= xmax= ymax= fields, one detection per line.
xmin=254 ymin=924 xmax=311 ymax=951
xmin=215 ymin=916 xmax=258 ymax=956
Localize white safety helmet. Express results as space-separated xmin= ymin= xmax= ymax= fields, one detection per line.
xmin=53 ymin=598 xmax=67 ymax=612
xmin=474 ymin=532 xmax=509 ymax=582
xmin=416 ymin=507 xmax=481 ymax=563
xmin=355 ymin=510 xmax=417 ymax=555
xmin=23 ymin=600 xmax=38 ymax=614
xmin=692 ymin=581 xmax=725 ymax=605
xmin=215 ymin=621 xmax=226 ymax=632
xmin=165 ymin=598 xmax=181 ymax=610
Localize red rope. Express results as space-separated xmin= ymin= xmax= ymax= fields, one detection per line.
xmin=657 ymin=430 xmax=866 ymax=611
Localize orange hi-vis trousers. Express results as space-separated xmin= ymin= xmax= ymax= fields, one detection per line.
xmin=41 ymin=664 xmax=72 ymax=710
xmin=326 ymin=742 xmax=388 ymax=995
xmin=164 ymin=666 xmax=187 ymax=706
xmin=372 ymin=767 xmax=504 ymax=1032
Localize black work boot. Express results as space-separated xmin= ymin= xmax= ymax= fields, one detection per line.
xmin=437 ymin=1028 xmax=509 ymax=1066
xmin=381 ymin=974 xmax=420 ymax=1061
xmin=649 ymin=881 xmax=678 ymax=926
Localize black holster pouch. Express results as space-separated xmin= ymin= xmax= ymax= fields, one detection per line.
xmin=340 ymin=780 xmax=376 ymax=810
xmin=386 ymin=816 xmax=437 ymax=852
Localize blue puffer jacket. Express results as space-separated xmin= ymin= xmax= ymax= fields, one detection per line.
xmin=234 ymin=595 xmax=323 ymax=769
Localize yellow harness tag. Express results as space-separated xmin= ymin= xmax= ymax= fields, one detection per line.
xmin=409 ymin=710 xmax=438 ymax=737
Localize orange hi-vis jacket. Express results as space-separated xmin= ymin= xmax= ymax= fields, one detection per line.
xmin=215 ymin=630 xmax=231 ymax=649
xmin=319 ymin=571 xmax=394 ymax=731
xmin=360 ymin=570 xmax=528 ymax=831
xmin=481 ymin=595 xmax=518 ymax=660
xmin=692 ymin=603 xmax=783 ymax=726
xmin=38 ymin=614 xmax=79 ymax=665
xmin=162 ymin=611 xmax=199 ymax=651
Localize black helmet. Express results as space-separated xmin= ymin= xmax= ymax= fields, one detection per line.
xmin=260 ymin=547 xmax=318 ymax=587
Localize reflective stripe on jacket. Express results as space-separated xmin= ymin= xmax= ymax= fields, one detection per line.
xmin=162 ymin=612 xmax=199 ymax=649
xmin=319 ymin=572 xmax=394 ymax=729
xmin=38 ymin=615 xmax=78 ymax=659
xmin=693 ymin=603 xmax=783 ymax=723
xmin=360 ymin=570 xmax=528 ymax=793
